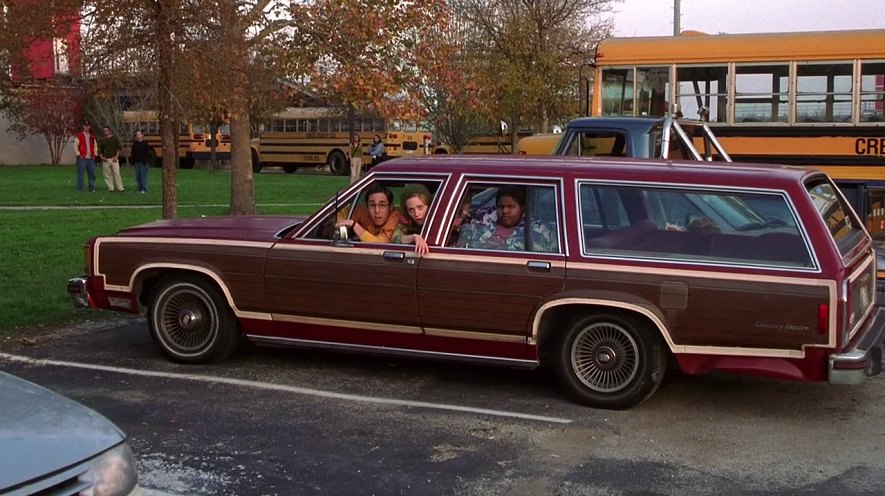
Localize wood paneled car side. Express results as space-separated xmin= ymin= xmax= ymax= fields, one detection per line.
xmin=68 ymin=156 xmax=885 ymax=409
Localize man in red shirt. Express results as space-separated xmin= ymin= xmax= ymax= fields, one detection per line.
xmin=74 ymin=120 xmax=98 ymax=192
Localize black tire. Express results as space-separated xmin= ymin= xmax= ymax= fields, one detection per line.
xmin=251 ymin=149 xmax=262 ymax=173
xmin=179 ymin=157 xmax=195 ymax=170
xmin=147 ymin=275 xmax=240 ymax=364
xmin=434 ymin=148 xmax=448 ymax=154
xmin=553 ymin=313 xmax=667 ymax=410
xmin=328 ymin=150 xmax=348 ymax=176
xmin=282 ymin=165 xmax=298 ymax=174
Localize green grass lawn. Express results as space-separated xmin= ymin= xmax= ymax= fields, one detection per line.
xmin=0 ymin=164 xmax=348 ymax=335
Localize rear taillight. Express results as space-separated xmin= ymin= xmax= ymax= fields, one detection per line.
xmin=193 ymin=134 xmax=204 ymax=140
xmin=389 ymin=133 xmax=398 ymax=139
xmin=817 ymin=303 xmax=829 ymax=336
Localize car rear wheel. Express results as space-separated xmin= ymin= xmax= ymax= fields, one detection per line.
xmin=147 ymin=275 xmax=240 ymax=363
xmin=553 ymin=313 xmax=666 ymax=409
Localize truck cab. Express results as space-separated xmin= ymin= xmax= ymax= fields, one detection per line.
xmin=518 ymin=116 xmax=731 ymax=163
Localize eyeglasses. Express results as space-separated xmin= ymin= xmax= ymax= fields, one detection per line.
xmin=367 ymin=202 xmax=390 ymax=210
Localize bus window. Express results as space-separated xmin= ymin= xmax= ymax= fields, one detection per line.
xmin=601 ymin=68 xmax=634 ymax=116
xmin=797 ymin=63 xmax=853 ymax=123
xmin=636 ymin=67 xmax=669 ymax=117
xmin=676 ymin=65 xmax=727 ymax=123
xmin=860 ymin=61 xmax=885 ymax=122
xmin=734 ymin=64 xmax=789 ymax=123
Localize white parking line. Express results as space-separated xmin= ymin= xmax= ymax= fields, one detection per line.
xmin=0 ymin=353 xmax=572 ymax=424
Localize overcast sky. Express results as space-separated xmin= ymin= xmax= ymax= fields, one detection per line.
xmin=612 ymin=0 xmax=885 ymax=37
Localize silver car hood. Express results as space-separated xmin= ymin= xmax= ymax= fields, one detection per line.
xmin=0 ymin=371 xmax=125 ymax=490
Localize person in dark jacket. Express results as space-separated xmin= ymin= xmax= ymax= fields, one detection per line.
xmin=130 ymin=130 xmax=151 ymax=193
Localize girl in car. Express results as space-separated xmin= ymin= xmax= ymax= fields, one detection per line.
xmin=392 ymin=184 xmax=432 ymax=255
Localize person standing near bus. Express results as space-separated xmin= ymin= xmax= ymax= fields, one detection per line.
xmin=74 ymin=120 xmax=97 ymax=192
xmin=130 ymin=130 xmax=151 ymax=194
xmin=349 ymin=133 xmax=363 ymax=184
xmin=99 ymin=125 xmax=125 ymax=192
xmin=369 ymin=134 xmax=385 ymax=168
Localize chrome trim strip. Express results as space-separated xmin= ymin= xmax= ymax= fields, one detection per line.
xmin=411 ymin=252 xmax=567 ymax=266
xmin=424 ymin=327 xmax=527 ymax=343
xmin=568 ymin=260 xmax=835 ymax=289
xmin=94 ymin=236 xmax=273 ymax=250
xmin=246 ymin=335 xmax=539 ymax=368
xmin=271 ymin=314 xmax=422 ymax=335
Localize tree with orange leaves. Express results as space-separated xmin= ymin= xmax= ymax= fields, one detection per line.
xmin=291 ymin=0 xmax=449 ymax=123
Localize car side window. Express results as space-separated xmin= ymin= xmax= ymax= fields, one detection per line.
xmin=564 ymin=131 xmax=627 ymax=157
xmin=580 ymin=183 xmax=813 ymax=268
xmin=302 ymin=178 xmax=445 ymax=243
xmin=450 ymin=182 xmax=561 ymax=253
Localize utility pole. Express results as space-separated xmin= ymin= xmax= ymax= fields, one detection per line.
xmin=673 ymin=0 xmax=681 ymax=36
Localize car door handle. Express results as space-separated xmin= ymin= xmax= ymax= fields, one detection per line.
xmin=527 ymin=261 xmax=551 ymax=271
xmin=383 ymin=251 xmax=406 ymax=262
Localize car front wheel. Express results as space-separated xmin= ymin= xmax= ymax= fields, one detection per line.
xmin=147 ymin=275 xmax=240 ymax=364
xmin=553 ymin=313 xmax=666 ymax=410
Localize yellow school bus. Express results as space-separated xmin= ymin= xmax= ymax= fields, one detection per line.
xmin=188 ymin=121 xmax=232 ymax=163
xmin=252 ymin=107 xmax=430 ymax=175
xmin=432 ymin=124 xmax=534 ymax=155
xmin=121 ymin=110 xmax=226 ymax=169
xmin=590 ymin=28 xmax=885 ymax=226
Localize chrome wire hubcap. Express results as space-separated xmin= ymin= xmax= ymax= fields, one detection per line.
xmin=572 ymin=322 xmax=639 ymax=393
xmin=160 ymin=286 xmax=216 ymax=353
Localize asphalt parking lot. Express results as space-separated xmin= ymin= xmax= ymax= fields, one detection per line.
xmin=2 ymin=317 xmax=885 ymax=495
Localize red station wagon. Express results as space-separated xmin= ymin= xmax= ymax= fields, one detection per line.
xmin=68 ymin=156 xmax=885 ymax=409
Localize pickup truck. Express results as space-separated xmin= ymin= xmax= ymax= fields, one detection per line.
xmin=517 ymin=116 xmax=732 ymax=162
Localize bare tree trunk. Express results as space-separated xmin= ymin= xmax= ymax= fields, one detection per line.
xmin=225 ymin=2 xmax=256 ymax=215
xmin=158 ymin=0 xmax=178 ymax=219
xmin=229 ymin=105 xmax=256 ymax=215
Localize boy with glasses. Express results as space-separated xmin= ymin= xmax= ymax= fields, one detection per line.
xmin=336 ymin=184 xmax=399 ymax=242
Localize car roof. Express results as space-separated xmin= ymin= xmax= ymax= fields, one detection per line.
xmin=565 ymin=116 xmax=663 ymax=130
xmin=376 ymin=155 xmax=821 ymax=190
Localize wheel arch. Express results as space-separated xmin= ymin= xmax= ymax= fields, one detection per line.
xmin=533 ymin=298 xmax=674 ymax=360
xmin=132 ymin=263 xmax=246 ymax=317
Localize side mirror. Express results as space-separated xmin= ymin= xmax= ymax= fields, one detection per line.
xmin=332 ymin=224 xmax=353 ymax=247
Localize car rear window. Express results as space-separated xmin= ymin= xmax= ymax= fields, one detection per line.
xmin=806 ymin=179 xmax=867 ymax=256
xmin=580 ymin=182 xmax=813 ymax=268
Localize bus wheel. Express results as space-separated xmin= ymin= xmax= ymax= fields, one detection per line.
xmin=251 ymin=150 xmax=262 ymax=173
xmin=282 ymin=165 xmax=298 ymax=174
xmin=434 ymin=149 xmax=448 ymax=154
xmin=179 ymin=158 xmax=195 ymax=170
xmin=328 ymin=151 xmax=347 ymax=176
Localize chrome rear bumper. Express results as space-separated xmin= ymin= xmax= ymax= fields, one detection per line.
xmin=67 ymin=277 xmax=89 ymax=308
xmin=829 ymin=306 xmax=885 ymax=385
